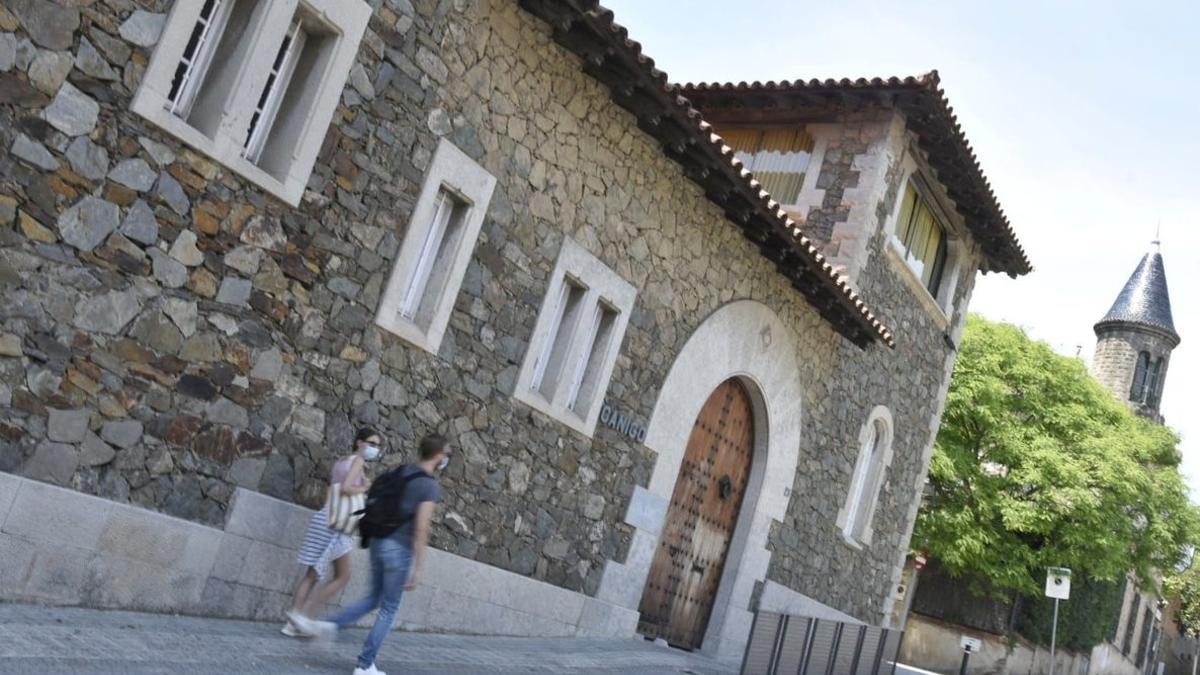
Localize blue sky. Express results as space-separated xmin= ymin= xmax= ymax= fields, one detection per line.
xmin=602 ymin=0 xmax=1200 ymax=492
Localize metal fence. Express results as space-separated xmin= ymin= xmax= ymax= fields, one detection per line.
xmin=740 ymin=610 xmax=905 ymax=675
xmin=908 ymin=561 xmax=1018 ymax=635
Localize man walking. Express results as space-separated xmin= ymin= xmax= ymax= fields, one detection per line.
xmin=290 ymin=434 xmax=449 ymax=675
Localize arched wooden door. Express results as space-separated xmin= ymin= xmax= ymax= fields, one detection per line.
xmin=638 ymin=378 xmax=755 ymax=649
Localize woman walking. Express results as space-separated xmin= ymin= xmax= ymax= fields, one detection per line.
xmin=282 ymin=427 xmax=382 ymax=637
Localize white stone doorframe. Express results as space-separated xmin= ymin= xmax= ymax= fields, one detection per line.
xmin=597 ymin=300 xmax=804 ymax=662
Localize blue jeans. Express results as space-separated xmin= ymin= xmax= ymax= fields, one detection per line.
xmin=326 ymin=535 xmax=412 ymax=669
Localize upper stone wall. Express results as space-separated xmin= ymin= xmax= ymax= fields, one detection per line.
xmin=0 ymin=0 xmax=977 ymax=624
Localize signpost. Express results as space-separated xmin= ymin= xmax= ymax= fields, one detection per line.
xmin=1045 ymin=567 xmax=1072 ymax=675
xmin=958 ymin=635 xmax=982 ymax=675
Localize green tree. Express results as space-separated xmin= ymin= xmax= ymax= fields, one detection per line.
xmin=1167 ymin=560 xmax=1200 ymax=637
xmin=913 ymin=315 xmax=1199 ymax=599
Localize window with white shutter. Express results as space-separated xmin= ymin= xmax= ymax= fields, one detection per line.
xmin=132 ymin=0 xmax=370 ymax=205
xmin=376 ymin=139 xmax=497 ymax=356
xmin=514 ymin=238 xmax=636 ymax=437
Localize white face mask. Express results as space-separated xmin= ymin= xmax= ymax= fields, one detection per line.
xmin=436 ymin=455 xmax=450 ymax=471
xmin=362 ymin=445 xmax=381 ymax=461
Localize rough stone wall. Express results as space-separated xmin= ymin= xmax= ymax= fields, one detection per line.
xmin=0 ymin=0 xmax=980 ymax=622
xmin=763 ymin=125 xmax=980 ymax=620
xmin=797 ymin=110 xmax=893 ymax=254
xmin=1092 ymin=327 xmax=1174 ymax=419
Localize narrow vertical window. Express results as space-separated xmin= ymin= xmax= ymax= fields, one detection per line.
xmin=398 ymin=189 xmax=466 ymax=326
xmin=1109 ymin=578 xmax=1128 ymax=643
xmin=843 ymin=422 xmax=877 ymax=538
xmin=926 ymin=233 xmax=948 ymax=294
xmin=840 ymin=409 xmax=894 ymax=545
xmin=531 ymin=278 xmax=586 ymax=400
xmin=856 ymin=419 xmax=889 ymax=534
xmin=894 ymin=182 xmax=950 ymax=298
xmin=243 ymin=19 xmax=305 ymax=163
xmin=167 ymin=0 xmax=235 ymax=117
xmin=1123 ymin=594 xmax=1141 ymax=655
xmin=567 ymin=303 xmax=618 ymax=413
xmin=375 ymin=139 xmax=496 ymax=355
xmin=1145 ymin=357 xmax=1164 ymax=407
xmin=1136 ymin=607 xmax=1153 ymax=666
xmin=1130 ymin=351 xmax=1150 ymax=402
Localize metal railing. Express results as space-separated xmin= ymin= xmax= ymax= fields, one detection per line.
xmin=740 ymin=611 xmax=905 ymax=675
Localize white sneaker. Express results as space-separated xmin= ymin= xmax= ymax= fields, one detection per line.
xmin=352 ymin=665 xmax=386 ymax=675
xmin=286 ymin=610 xmax=337 ymax=641
xmin=280 ymin=620 xmax=304 ymax=637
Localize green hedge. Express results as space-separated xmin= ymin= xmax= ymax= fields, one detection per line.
xmin=1015 ymin=575 xmax=1125 ymax=651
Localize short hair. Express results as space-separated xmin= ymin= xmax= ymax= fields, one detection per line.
xmin=355 ymin=427 xmax=380 ymax=444
xmin=418 ymin=434 xmax=448 ymax=460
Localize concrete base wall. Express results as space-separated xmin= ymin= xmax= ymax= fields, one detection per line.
xmin=900 ymin=614 xmax=1092 ymax=675
xmin=1088 ymin=641 xmax=1145 ymax=675
xmin=759 ymin=580 xmax=862 ymax=625
xmin=0 ymin=472 xmax=638 ymax=638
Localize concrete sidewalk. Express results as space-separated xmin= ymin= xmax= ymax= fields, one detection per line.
xmin=0 ymin=603 xmax=735 ymax=675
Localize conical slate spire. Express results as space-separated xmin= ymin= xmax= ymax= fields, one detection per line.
xmin=1095 ymin=241 xmax=1179 ymax=342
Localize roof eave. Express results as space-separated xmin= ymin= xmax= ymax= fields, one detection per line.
xmin=1093 ymin=319 xmax=1181 ymax=348
xmin=680 ymin=78 xmax=1032 ymax=277
xmin=518 ymin=0 xmax=894 ymax=349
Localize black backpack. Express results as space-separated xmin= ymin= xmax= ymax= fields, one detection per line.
xmin=357 ymin=465 xmax=431 ymax=547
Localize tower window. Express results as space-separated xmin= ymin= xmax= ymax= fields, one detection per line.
xmin=1129 ymin=351 xmax=1163 ymax=406
xmin=1145 ymin=357 xmax=1164 ymax=407
xmin=1130 ymin=352 xmax=1150 ymax=402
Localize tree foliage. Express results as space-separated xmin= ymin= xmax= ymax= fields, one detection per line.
xmin=1167 ymin=560 xmax=1200 ymax=637
xmin=913 ymin=315 xmax=1199 ymax=597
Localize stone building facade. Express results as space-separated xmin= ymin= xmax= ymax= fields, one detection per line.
xmin=0 ymin=0 xmax=1027 ymax=660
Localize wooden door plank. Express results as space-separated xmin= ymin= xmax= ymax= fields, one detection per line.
xmin=637 ymin=378 xmax=756 ymax=649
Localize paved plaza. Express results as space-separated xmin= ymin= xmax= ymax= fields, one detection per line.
xmin=0 ymin=604 xmax=735 ymax=675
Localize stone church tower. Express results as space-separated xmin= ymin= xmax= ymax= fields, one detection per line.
xmin=1091 ymin=241 xmax=1180 ymax=423
xmin=1088 ymin=244 xmax=1182 ymax=673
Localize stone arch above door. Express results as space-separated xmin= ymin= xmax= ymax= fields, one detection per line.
xmin=597 ymin=299 xmax=804 ymax=660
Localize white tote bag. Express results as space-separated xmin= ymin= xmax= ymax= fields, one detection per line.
xmin=326 ymin=484 xmax=366 ymax=535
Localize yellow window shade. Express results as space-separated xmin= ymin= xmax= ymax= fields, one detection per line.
xmin=895 ymin=182 xmax=948 ymax=293
xmin=720 ymin=127 xmax=815 ymax=205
